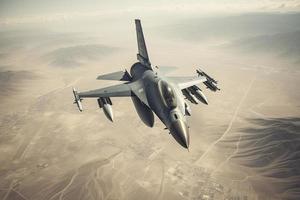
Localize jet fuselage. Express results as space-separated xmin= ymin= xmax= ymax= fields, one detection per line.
xmin=130 ymin=62 xmax=190 ymax=148
xmin=73 ymin=19 xmax=219 ymax=149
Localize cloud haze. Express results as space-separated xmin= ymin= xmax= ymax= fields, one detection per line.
xmin=1 ymin=0 xmax=300 ymax=25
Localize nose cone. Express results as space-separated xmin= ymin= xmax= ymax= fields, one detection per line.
xmin=170 ymin=120 xmax=190 ymax=149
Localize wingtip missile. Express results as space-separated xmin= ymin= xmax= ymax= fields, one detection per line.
xmin=73 ymin=88 xmax=83 ymax=112
xmin=196 ymin=68 xmax=220 ymax=92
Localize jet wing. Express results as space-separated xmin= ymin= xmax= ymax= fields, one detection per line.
xmin=78 ymin=83 xmax=133 ymax=98
xmin=96 ymin=70 xmax=132 ymax=81
xmin=167 ymin=76 xmax=207 ymax=89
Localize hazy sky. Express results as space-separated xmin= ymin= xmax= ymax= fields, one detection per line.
xmin=1 ymin=0 xmax=300 ymax=24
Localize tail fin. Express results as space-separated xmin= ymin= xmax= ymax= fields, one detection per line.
xmin=135 ymin=19 xmax=152 ymax=69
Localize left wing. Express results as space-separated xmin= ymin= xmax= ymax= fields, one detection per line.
xmin=73 ymin=83 xmax=134 ymax=118
xmin=167 ymin=76 xmax=207 ymax=89
xmin=73 ymin=82 xmax=148 ymax=113
xmin=77 ymin=83 xmax=133 ymax=98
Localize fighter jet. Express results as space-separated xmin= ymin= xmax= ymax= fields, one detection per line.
xmin=72 ymin=19 xmax=220 ymax=149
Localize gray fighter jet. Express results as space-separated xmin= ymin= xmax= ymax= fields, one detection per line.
xmin=73 ymin=19 xmax=220 ymax=149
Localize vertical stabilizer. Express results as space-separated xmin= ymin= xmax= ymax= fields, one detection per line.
xmin=135 ymin=19 xmax=152 ymax=69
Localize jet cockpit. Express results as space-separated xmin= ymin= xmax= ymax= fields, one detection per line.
xmin=158 ymin=80 xmax=177 ymax=109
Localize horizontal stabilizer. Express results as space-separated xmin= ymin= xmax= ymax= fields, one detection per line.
xmin=156 ymin=66 xmax=178 ymax=75
xmin=97 ymin=70 xmax=132 ymax=81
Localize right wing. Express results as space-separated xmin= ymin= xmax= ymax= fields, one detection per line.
xmin=167 ymin=76 xmax=207 ymax=89
xmin=166 ymin=69 xmax=219 ymax=105
xmin=78 ymin=83 xmax=133 ymax=98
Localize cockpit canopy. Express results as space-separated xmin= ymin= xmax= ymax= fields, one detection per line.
xmin=158 ymin=80 xmax=177 ymax=109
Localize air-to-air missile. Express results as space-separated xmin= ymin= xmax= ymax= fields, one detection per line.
xmin=182 ymin=88 xmax=199 ymax=104
xmin=97 ymin=97 xmax=114 ymax=122
xmin=188 ymin=85 xmax=208 ymax=105
xmin=197 ymin=68 xmax=220 ymax=92
xmin=72 ymin=88 xmax=83 ymax=111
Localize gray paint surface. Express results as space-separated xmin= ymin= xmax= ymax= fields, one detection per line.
xmin=73 ymin=19 xmax=219 ymax=149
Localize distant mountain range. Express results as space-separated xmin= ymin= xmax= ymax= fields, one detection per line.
xmin=159 ymin=12 xmax=300 ymax=64
xmin=159 ymin=13 xmax=300 ymax=42
xmin=45 ymin=44 xmax=117 ymax=68
xmin=227 ymin=30 xmax=300 ymax=64
xmin=0 ymin=70 xmax=35 ymax=96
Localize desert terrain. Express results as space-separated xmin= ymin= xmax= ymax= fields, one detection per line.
xmin=0 ymin=9 xmax=300 ymax=200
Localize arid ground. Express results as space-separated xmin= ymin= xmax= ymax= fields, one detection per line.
xmin=0 ymin=11 xmax=300 ymax=200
